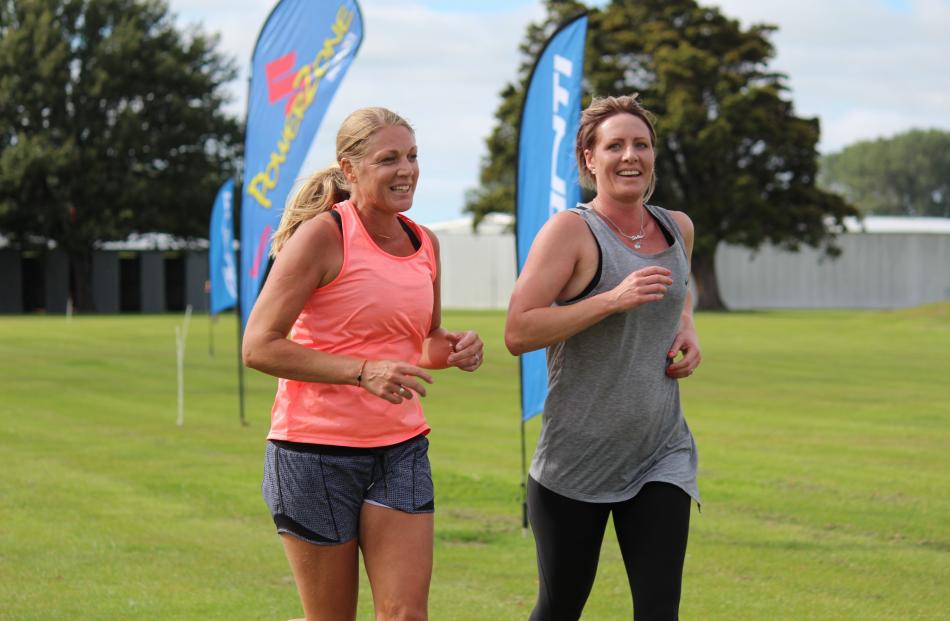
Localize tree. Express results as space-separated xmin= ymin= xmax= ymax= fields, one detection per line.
xmin=466 ymin=0 xmax=856 ymax=310
xmin=0 ymin=0 xmax=241 ymax=310
xmin=464 ymin=0 xmax=587 ymax=228
xmin=819 ymin=129 xmax=950 ymax=217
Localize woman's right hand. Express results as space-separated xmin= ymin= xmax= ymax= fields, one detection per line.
xmin=359 ymin=360 xmax=434 ymax=404
xmin=608 ymin=266 xmax=674 ymax=312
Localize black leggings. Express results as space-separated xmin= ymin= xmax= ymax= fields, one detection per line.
xmin=527 ymin=477 xmax=691 ymax=621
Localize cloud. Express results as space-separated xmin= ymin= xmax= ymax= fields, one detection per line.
xmin=170 ymin=0 xmax=541 ymax=224
xmin=171 ymin=0 xmax=950 ymax=220
xmin=710 ymin=0 xmax=950 ymax=151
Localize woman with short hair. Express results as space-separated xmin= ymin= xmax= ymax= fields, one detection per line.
xmin=506 ymin=94 xmax=702 ymax=621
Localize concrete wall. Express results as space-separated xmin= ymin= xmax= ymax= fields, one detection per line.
xmin=186 ymin=251 xmax=209 ymax=312
xmin=0 ymin=250 xmax=22 ymax=313
xmin=140 ymin=251 xmax=165 ymax=312
xmin=44 ymin=250 xmax=69 ymax=313
xmin=92 ymin=251 xmax=119 ymax=313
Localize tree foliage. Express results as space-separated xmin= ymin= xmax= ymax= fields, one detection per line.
xmin=819 ymin=129 xmax=950 ymax=217
xmin=463 ymin=0 xmax=587 ymax=228
xmin=466 ymin=0 xmax=857 ymax=310
xmin=0 ymin=0 xmax=241 ymax=309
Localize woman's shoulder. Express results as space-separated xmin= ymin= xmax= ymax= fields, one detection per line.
xmin=295 ymin=210 xmax=343 ymax=244
xmin=547 ymin=206 xmax=593 ymax=231
xmin=524 ymin=208 xmax=598 ymax=266
xmin=650 ymin=204 xmax=693 ymax=237
xmin=416 ymin=222 xmax=440 ymax=253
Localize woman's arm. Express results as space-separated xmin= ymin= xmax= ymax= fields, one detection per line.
xmin=505 ymin=211 xmax=674 ymax=356
xmin=665 ymin=211 xmax=701 ymax=379
xmin=242 ymin=213 xmax=433 ymax=402
xmin=418 ymin=227 xmax=484 ymax=371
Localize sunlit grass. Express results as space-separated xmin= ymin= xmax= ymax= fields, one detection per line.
xmin=0 ymin=306 xmax=947 ymax=620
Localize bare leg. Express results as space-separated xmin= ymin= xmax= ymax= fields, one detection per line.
xmin=359 ymin=503 xmax=434 ymax=621
xmin=280 ymin=534 xmax=360 ymax=621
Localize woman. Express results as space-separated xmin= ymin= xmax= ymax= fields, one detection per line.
xmin=243 ymin=106 xmax=484 ymax=621
xmin=505 ymin=95 xmax=701 ymax=621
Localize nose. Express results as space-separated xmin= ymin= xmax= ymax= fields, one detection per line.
xmin=622 ymin=146 xmax=637 ymax=162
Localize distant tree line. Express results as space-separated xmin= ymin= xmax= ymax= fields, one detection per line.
xmin=819 ymin=129 xmax=950 ymax=218
xmin=0 ymin=0 xmax=242 ymax=311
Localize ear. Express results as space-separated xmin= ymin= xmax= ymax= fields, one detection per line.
xmin=340 ymin=158 xmax=357 ymax=183
xmin=583 ymin=149 xmax=595 ymax=172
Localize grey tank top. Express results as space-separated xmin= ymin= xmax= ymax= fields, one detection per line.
xmin=529 ymin=203 xmax=700 ymax=504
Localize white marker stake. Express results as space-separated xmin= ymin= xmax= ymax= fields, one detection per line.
xmin=176 ymin=326 xmax=184 ymax=426
xmin=176 ymin=305 xmax=193 ymax=427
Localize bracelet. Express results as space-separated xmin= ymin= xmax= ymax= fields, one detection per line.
xmin=356 ymin=359 xmax=368 ymax=387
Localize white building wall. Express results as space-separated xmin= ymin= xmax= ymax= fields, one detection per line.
xmin=438 ymin=233 xmax=516 ymax=310
xmin=437 ymin=229 xmax=950 ymax=310
xmin=716 ymin=233 xmax=950 ymax=309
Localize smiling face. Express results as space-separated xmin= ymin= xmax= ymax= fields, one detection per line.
xmin=584 ymin=113 xmax=655 ymax=204
xmin=343 ymin=124 xmax=419 ymax=214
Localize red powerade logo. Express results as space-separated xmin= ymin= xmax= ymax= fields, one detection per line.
xmin=246 ymin=5 xmax=355 ymax=279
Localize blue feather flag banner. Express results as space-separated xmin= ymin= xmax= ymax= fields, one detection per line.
xmin=239 ymin=0 xmax=364 ymax=327
xmin=516 ymin=15 xmax=588 ymax=421
xmin=209 ymin=178 xmax=237 ymax=315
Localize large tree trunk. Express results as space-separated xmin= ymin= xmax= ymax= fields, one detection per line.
xmin=692 ymin=251 xmax=727 ymax=311
xmin=68 ymin=249 xmax=94 ymax=312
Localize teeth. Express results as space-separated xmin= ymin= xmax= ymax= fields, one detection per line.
xmin=617 ymin=171 xmax=641 ymax=177
xmin=391 ymin=185 xmax=411 ymax=192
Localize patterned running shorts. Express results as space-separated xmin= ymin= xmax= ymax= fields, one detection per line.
xmin=261 ymin=434 xmax=434 ymax=545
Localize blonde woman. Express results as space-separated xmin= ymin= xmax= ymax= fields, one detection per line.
xmin=243 ymin=107 xmax=483 ymax=621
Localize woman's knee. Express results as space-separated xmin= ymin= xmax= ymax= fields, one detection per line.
xmin=374 ymin=599 xmax=427 ymax=621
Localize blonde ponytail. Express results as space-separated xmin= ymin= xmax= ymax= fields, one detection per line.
xmin=270 ymin=165 xmax=349 ymax=257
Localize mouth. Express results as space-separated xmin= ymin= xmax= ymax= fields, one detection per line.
xmin=616 ymin=170 xmax=642 ymax=177
xmin=390 ymin=184 xmax=412 ymax=193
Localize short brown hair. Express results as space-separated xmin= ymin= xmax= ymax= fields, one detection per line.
xmin=575 ymin=94 xmax=657 ymax=199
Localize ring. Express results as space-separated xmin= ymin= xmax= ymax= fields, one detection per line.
xmin=398 ymin=386 xmax=411 ymax=397
xmin=475 ymin=353 xmax=481 ymax=364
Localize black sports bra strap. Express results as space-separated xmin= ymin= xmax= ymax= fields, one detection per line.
xmin=655 ymin=215 xmax=675 ymax=247
xmin=399 ymin=218 xmax=422 ymax=251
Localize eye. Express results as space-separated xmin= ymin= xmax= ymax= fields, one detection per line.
xmin=606 ymin=143 xmax=621 ymax=151
xmin=408 ymin=153 xmax=418 ymax=162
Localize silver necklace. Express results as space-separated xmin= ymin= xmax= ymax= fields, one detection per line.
xmin=594 ymin=201 xmax=647 ymax=249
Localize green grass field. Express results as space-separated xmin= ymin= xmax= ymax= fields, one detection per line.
xmin=1 ymin=306 xmax=948 ymax=620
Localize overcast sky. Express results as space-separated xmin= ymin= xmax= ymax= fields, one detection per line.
xmin=169 ymin=0 xmax=950 ymax=225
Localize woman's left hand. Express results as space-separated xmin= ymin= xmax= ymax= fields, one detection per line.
xmin=666 ymin=326 xmax=701 ymax=379
xmin=446 ymin=330 xmax=484 ymax=372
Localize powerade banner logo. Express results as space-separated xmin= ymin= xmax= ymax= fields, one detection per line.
xmin=516 ymin=15 xmax=587 ymax=420
xmin=240 ymin=0 xmax=363 ymax=327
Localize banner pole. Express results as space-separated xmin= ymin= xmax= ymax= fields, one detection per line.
xmin=207 ymin=285 xmax=215 ymax=358
xmin=521 ymin=413 xmax=528 ymax=532
xmin=234 ymin=184 xmax=247 ymax=428
xmin=236 ymin=309 xmax=247 ymax=426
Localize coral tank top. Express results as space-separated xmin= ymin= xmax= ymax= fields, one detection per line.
xmin=267 ymin=200 xmax=436 ymax=447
